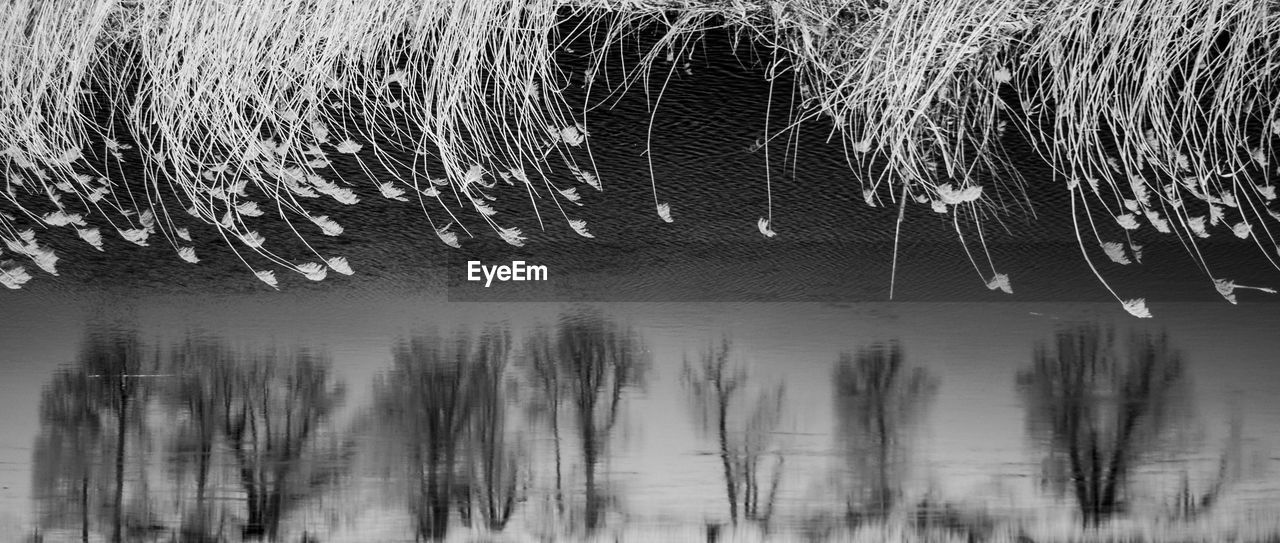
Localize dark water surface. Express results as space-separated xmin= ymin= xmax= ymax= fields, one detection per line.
xmin=3 ymin=24 xmax=1280 ymax=543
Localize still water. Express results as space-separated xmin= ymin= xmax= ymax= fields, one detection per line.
xmin=3 ymin=25 xmax=1280 ymax=543
xmin=3 ymin=299 xmax=1279 ymax=542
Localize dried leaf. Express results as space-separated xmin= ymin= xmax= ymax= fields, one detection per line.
xmin=310 ymin=122 xmax=330 ymax=143
xmin=0 ymin=263 xmax=31 ymax=289
xmin=986 ymin=273 xmax=1012 ymax=294
xmin=498 ymin=226 xmax=525 ymax=247
xmin=239 ymin=230 xmax=265 ymax=248
xmin=1209 ymin=205 xmax=1224 ymax=226
xmin=559 ymin=187 xmax=582 ymax=204
xmin=569 ymin=219 xmax=594 ymax=238
xmin=1102 ymin=242 xmax=1130 ymax=265
xmin=1187 ymin=216 xmax=1208 ymax=238
xmin=119 ymin=228 xmax=150 ymax=246
xmin=334 ymin=139 xmax=362 ymax=154
xmin=327 ymin=257 xmax=354 ymax=275
xmin=1144 ymin=210 xmax=1170 ymax=233
xmin=30 ymin=246 xmax=58 ymax=275
xmin=43 ymin=211 xmax=85 ymax=227
xmin=757 ymin=218 xmax=776 ymax=238
xmin=1115 ymin=213 xmax=1139 ymax=230
xmin=1122 ymin=298 xmax=1152 ymax=318
xmin=78 ymin=227 xmax=103 ymax=251
xmin=236 ymin=201 xmax=263 ymax=217
xmin=297 ymin=262 xmax=326 ymax=281
xmin=657 ymin=203 xmax=673 ymax=223
xmin=1213 ymin=278 xmax=1275 ymax=304
xmin=255 ymin=270 xmax=278 ymax=289
xmin=139 ymin=209 xmax=156 ymax=229
xmin=561 ymin=125 xmax=585 ymax=146
xmin=436 ymin=226 xmax=461 ymax=249
xmin=461 ymin=164 xmax=488 ymax=193
xmin=227 ymin=179 xmax=248 ymax=198
xmin=377 ymin=182 xmax=408 ymax=202
xmin=937 ymin=183 xmax=983 ymax=205
xmin=310 ymin=215 xmax=343 ymax=236
xmin=569 ymin=166 xmax=599 ymax=190
xmin=329 ymin=187 xmax=359 ymax=205
xmin=473 ymin=200 xmax=497 ymax=216
xmin=1130 ymin=179 xmax=1150 ymax=206
xmin=1215 ymin=278 xmax=1238 ymax=304
xmin=1251 ymin=147 xmax=1268 ymax=167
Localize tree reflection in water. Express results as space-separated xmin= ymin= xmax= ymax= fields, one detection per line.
xmin=1018 ymin=325 xmax=1189 ymax=526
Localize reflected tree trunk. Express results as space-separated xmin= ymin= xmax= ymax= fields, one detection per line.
xmin=741 ymin=391 xmax=785 ymax=526
xmin=554 ymin=309 xmax=648 ymax=533
xmin=1018 ymin=326 xmax=1187 ymax=526
xmin=718 ymin=389 xmax=737 ymax=524
xmin=165 ymin=334 xmax=236 ymax=538
xmin=582 ymin=425 xmax=600 ymax=531
xmin=524 ymin=325 xmax=566 ymax=516
xmin=221 ymin=348 xmax=348 ymax=540
xmin=35 ymin=325 xmax=149 ymax=543
xmin=112 ymin=392 xmax=127 ymax=543
xmin=832 ymin=341 xmax=936 ymax=522
xmin=680 ymin=337 xmax=787 ymax=528
xmin=80 ymin=473 xmax=90 ymax=543
xmin=81 ymin=328 xmax=146 ymax=543
xmin=375 ymin=328 xmax=511 ymax=541
xmin=551 ymin=401 xmax=563 ymax=515
xmin=467 ymin=326 xmax=520 ymax=531
xmin=35 ymin=369 xmax=103 ymax=543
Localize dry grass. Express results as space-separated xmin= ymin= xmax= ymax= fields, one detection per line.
xmin=1 ymin=0 xmax=1278 ymax=312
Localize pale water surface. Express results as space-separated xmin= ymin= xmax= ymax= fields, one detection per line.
xmin=3 ymin=22 xmax=1279 ymax=543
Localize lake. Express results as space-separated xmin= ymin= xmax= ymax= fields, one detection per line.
xmin=2 ymin=21 xmax=1279 ymax=543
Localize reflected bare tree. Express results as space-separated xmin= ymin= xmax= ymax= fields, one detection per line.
xmin=32 ymin=326 xmax=152 ymax=543
xmin=34 ymin=330 xmax=365 ymax=541
xmin=461 ymin=325 xmax=524 ymax=531
xmin=86 ymin=327 xmax=148 ymax=543
xmin=554 ymin=308 xmax=648 ymax=533
xmin=373 ymin=328 xmax=511 ymax=541
xmin=832 ymin=341 xmax=937 ymax=522
xmin=680 ymin=336 xmax=786 ymax=528
xmin=34 ymin=370 xmax=105 ymax=543
xmin=1017 ymin=325 xmax=1187 ymax=526
xmin=221 ymin=348 xmax=349 ymax=540
xmin=385 ymin=331 xmax=473 ymax=541
xmin=162 ymin=333 xmax=237 ymax=541
xmin=522 ymin=324 xmax=566 ymax=517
